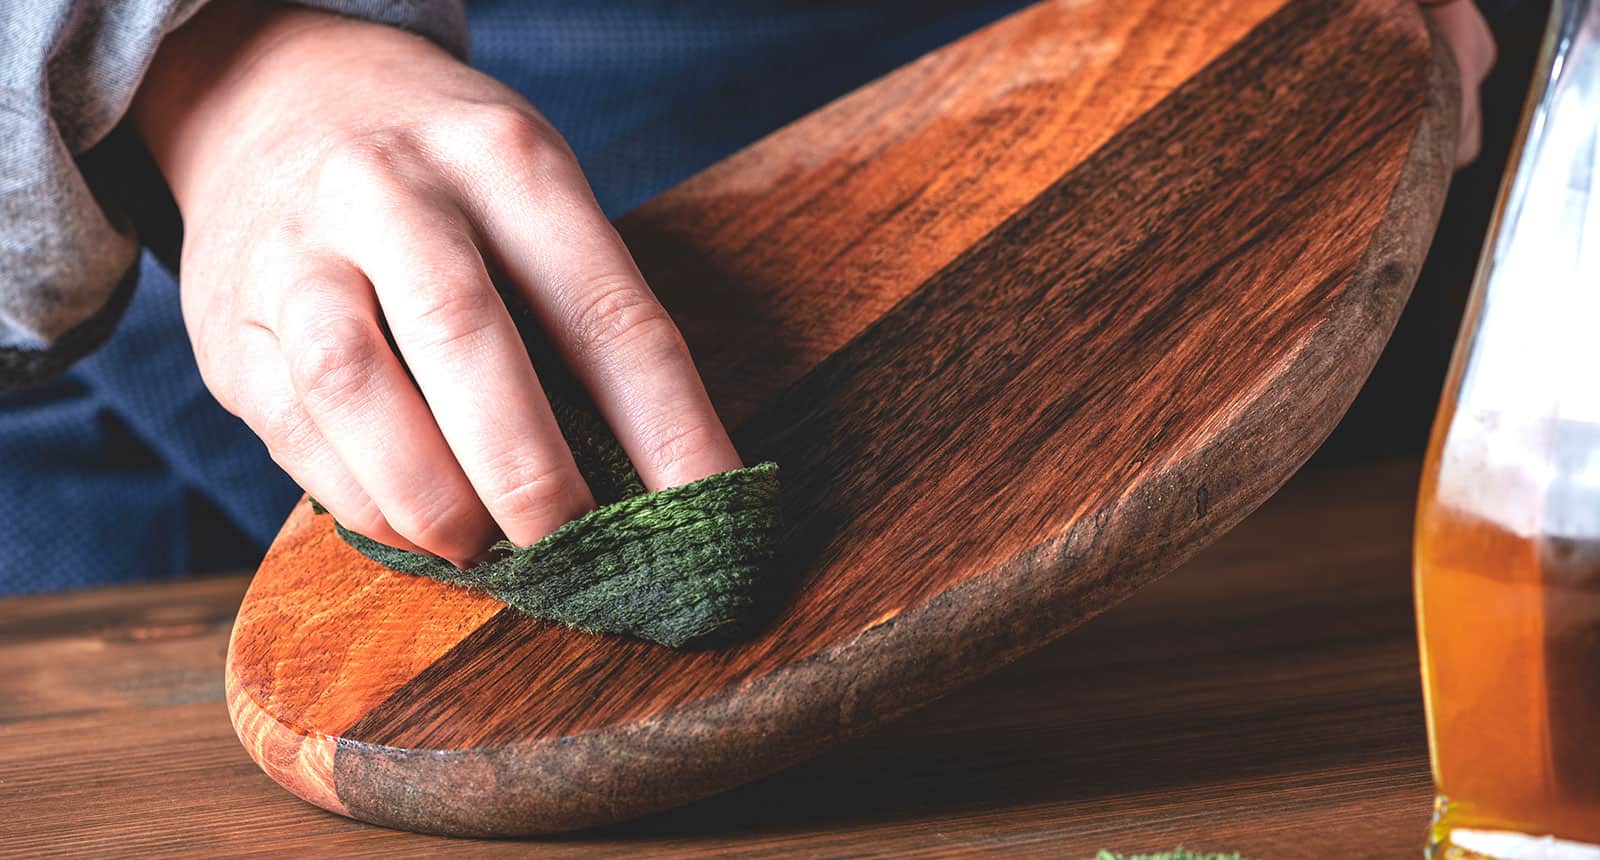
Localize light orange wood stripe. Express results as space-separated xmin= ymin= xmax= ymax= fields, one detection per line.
xmin=226 ymin=666 xmax=344 ymax=816
xmin=226 ymin=500 xmax=503 ymax=807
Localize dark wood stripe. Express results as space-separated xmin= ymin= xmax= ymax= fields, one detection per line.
xmin=339 ymin=0 xmax=1429 ymax=762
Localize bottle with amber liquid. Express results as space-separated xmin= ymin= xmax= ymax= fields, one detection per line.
xmin=1416 ymin=0 xmax=1600 ymax=856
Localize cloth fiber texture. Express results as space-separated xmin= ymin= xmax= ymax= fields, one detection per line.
xmin=325 ymin=463 xmax=780 ymax=648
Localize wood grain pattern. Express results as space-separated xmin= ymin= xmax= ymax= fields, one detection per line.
xmin=639 ymin=0 xmax=1290 ymax=425
xmin=1 ymin=458 xmax=1437 ymax=857
xmin=225 ymin=0 xmax=1458 ymax=835
xmin=226 ymin=503 xmax=503 ymax=812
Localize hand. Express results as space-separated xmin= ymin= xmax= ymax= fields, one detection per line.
xmin=131 ymin=0 xmax=742 ymax=565
xmin=1422 ymin=0 xmax=1496 ymax=168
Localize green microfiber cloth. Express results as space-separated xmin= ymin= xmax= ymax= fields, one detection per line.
xmin=1094 ymin=844 xmax=1254 ymax=850
xmin=310 ymin=300 xmax=783 ymax=650
xmin=319 ymin=462 xmax=778 ymax=649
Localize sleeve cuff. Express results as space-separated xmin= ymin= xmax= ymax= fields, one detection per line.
xmin=0 ymin=266 xmax=138 ymax=393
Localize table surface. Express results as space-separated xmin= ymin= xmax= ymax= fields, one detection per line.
xmin=0 ymin=457 xmax=1437 ymax=858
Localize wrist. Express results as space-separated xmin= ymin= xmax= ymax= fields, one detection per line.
xmin=129 ymin=1 xmax=392 ymax=213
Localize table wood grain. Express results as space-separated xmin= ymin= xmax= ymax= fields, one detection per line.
xmin=0 ymin=456 xmax=1436 ymax=858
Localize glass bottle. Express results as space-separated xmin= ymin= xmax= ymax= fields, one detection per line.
xmin=1415 ymin=0 xmax=1600 ymax=856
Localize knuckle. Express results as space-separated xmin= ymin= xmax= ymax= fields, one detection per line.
xmin=409 ymin=285 xmax=502 ymax=354
xmin=451 ymin=106 xmax=578 ymax=182
xmin=567 ymin=277 xmax=678 ymax=356
xmin=381 ymin=504 xmax=441 ymax=551
xmin=639 ymin=417 xmax=723 ymax=478
xmin=385 ymin=500 xmax=481 ymax=560
xmin=485 ymin=462 xmax=583 ymax=527
xmin=284 ymin=311 xmax=382 ymax=408
xmin=474 ymin=105 xmax=550 ymax=147
xmin=254 ymin=399 xmax=318 ymax=457
xmin=314 ymin=132 xmax=423 ymax=203
xmin=472 ymin=106 xmax=564 ymax=157
xmin=319 ymin=135 xmax=398 ymax=185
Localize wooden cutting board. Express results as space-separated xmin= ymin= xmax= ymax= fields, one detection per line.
xmin=227 ymin=0 xmax=1456 ymax=836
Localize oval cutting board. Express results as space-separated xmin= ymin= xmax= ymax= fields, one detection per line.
xmin=228 ymin=0 xmax=1457 ymax=836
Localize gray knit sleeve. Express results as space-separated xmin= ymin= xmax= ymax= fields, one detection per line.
xmin=0 ymin=0 xmax=468 ymax=390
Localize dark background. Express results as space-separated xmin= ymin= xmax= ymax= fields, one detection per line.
xmin=1311 ymin=0 xmax=1547 ymax=467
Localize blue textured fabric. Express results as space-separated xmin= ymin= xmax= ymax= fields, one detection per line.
xmin=0 ymin=0 xmax=1028 ymax=594
xmin=0 ymin=253 xmax=302 ymax=592
xmin=470 ymin=0 xmax=1031 ymax=214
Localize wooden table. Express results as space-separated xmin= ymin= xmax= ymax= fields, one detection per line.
xmin=0 ymin=457 xmax=1435 ymax=858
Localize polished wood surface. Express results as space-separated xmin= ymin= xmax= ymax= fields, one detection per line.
xmin=0 ymin=458 xmax=1437 ymax=857
xmin=226 ymin=0 xmax=1457 ymax=835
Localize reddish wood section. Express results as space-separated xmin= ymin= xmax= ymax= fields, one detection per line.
xmin=226 ymin=0 xmax=1458 ymax=835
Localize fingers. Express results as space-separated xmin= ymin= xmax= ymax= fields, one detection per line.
xmin=334 ymin=192 xmax=596 ymax=548
xmin=217 ymin=108 xmax=739 ymax=561
xmin=217 ymin=323 xmax=423 ymax=555
xmin=446 ymin=108 xmax=744 ymax=492
xmin=273 ymin=259 xmax=498 ymax=565
xmin=510 ymin=206 xmax=742 ymax=492
xmin=1424 ymin=0 xmax=1496 ymax=168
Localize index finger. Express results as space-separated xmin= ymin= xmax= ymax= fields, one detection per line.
xmin=456 ymin=118 xmax=743 ymax=491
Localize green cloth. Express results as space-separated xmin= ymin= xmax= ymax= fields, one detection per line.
xmin=1094 ymin=844 xmax=1254 ymax=850
xmin=310 ymin=300 xmax=783 ymax=649
xmin=321 ymin=462 xmax=779 ymax=648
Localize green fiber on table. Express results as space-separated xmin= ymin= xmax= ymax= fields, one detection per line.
xmin=1094 ymin=844 xmax=1254 ymax=850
